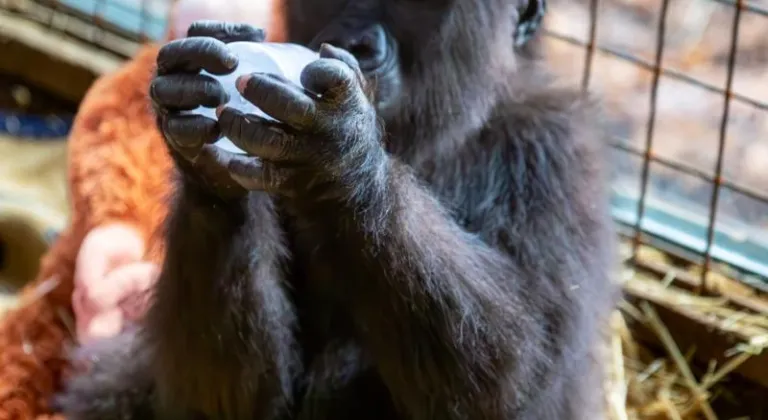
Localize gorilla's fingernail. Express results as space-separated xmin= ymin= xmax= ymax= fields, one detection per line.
xmin=236 ymin=75 xmax=251 ymax=93
xmin=223 ymin=52 xmax=238 ymax=69
xmin=319 ymin=43 xmax=334 ymax=56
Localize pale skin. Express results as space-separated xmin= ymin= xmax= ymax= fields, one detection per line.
xmin=72 ymin=223 xmax=158 ymax=342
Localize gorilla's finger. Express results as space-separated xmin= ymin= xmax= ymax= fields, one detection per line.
xmin=300 ymin=57 xmax=361 ymax=103
xmin=236 ymin=73 xmax=317 ymax=129
xmin=162 ymin=114 xmax=220 ymax=156
xmin=218 ymin=107 xmax=311 ymax=162
xmin=187 ymin=21 xmax=267 ymax=44
xmin=318 ymin=43 xmax=363 ymax=79
xmin=227 ymin=157 xmax=293 ymax=194
xmin=150 ymin=74 xmax=228 ymax=110
xmin=156 ymin=37 xmax=237 ymax=75
xmin=196 ymin=144 xmax=241 ymax=171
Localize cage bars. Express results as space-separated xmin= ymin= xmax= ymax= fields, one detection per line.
xmin=544 ymin=0 xmax=768 ymax=285
xmin=631 ymin=0 xmax=671 ymax=263
xmin=580 ymin=0 xmax=599 ymax=90
xmin=701 ymin=0 xmax=744 ymax=290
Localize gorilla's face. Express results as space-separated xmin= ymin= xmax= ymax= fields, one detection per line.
xmin=285 ymin=0 xmax=540 ymax=141
xmin=285 ymin=0 xmax=417 ymax=113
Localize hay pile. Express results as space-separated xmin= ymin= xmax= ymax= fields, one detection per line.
xmin=604 ymin=242 xmax=768 ymax=420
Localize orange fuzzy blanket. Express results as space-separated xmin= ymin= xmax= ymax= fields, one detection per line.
xmin=0 ymin=45 xmax=170 ymax=419
xmin=0 ymin=8 xmax=286 ymax=418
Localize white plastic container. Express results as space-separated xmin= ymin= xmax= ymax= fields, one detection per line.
xmin=191 ymin=42 xmax=318 ymax=153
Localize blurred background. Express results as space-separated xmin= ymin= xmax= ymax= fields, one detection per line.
xmin=0 ymin=0 xmax=767 ymax=418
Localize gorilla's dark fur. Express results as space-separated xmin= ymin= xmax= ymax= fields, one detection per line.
xmin=55 ymin=0 xmax=619 ymax=419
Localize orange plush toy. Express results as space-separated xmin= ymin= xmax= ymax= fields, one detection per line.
xmin=0 ymin=1 xmax=284 ymax=418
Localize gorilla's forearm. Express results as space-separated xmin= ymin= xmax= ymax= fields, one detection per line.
xmin=323 ymin=159 xmax=558 ymax=417
xmin=144 ymin=179 xmax=299 ymax=419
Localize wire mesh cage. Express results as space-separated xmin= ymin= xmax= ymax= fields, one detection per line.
xmin=1 ymin=0 xmax=768 ymax=417
xmin=2 ymin=0 xmax=767 ymax=285
xmin=544 ymin=0 xmax=768 ymax=292
xmin=540 ymin=0 xmax=768 ymax=408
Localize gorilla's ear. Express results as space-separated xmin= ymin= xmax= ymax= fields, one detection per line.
xmin=513 ymin=0 xmax=547 ymax=46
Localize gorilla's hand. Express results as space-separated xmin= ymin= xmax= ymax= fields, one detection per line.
xmin=149 ymin=21 xmax=266 ymax=199
xmin=217 ymin=44 xmax=387 ymax=201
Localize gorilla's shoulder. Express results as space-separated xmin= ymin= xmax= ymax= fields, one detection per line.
xmin=481 ymin=81 xmax=606 ymax=154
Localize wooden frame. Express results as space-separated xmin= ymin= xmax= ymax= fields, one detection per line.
xmin=0 ymin=9 xmax=124 ymax=103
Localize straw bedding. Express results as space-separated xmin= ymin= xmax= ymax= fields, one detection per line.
xmin=602 ymin=242 xmax=768 ymax=420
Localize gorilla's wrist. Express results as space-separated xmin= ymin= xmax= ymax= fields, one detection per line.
xmin=168 ymin=145 xmax=248 ymax=202
xmin=176 ymin=175 xmax=250 ymax=223
xmin=281 ymin=153 xmax=391 ymax=225
xmin=313 ymin=147 xmax=395 ymax=229
xmin=179 ymin=169 xmax=248 ymax=204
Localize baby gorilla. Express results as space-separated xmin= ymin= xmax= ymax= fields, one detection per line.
xmin=55 ymin=0 xmax=619 ymax=419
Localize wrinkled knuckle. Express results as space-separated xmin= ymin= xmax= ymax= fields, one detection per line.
xmin=158 ymin=39 xmax=180 ymax=56
xmin=156 ymin=46 xmax=178 ymax=72
xmin=222 ymin=23 xmax=240 ymax=39
xmin=186 ymin=20 xmax=213 ymax=35
xmin=335 ymin=51 xmax=361 ymax=72
xmin=305 ymin=59 xmax=329 ymax=77
xmin=275 ymin=139 xmax=293 ymax=160
xmin=163 ymin=118 xmax=184 ymax=140
xmin=268 ymin=167 xmax=286 ymax=191
xmin=337 ymin=70 xmax=359 ymax=93
xmin=339 ymin=66 xmax=358 ymax=86
xmin=240 ymin=23 xmax=262 ymax=35
xmin=322 ymin=59 xmax=355 ymax=80
xmin=311 ymin=61 xmax=357 ymax=95
xmin=239 ymin=76 xmax=264 ymax=102
xmin=245 ymin=74 xmax=263 ymax=93
xmin=242 ymin=122 xmax=260 ymax=145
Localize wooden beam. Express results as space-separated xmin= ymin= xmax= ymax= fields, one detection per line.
xmin=0 ymin=10 xmax=124 ymax=103
xmin=624 ymin=285 xmax=768 ymax=390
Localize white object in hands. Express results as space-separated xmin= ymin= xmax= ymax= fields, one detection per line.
xmin=192 ymin=42 xmax=318 ymax=154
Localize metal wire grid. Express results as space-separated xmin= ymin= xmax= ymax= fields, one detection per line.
xmin=550 ymin=0 xmax=768 ymax=290
xmin=3 ymin=0 xmax=768 ymax=289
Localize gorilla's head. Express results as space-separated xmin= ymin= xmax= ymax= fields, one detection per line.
xmin=284 ymin=0 xmax=546 ymax=148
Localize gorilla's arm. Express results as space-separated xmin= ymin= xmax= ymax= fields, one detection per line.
xmin=318 ymin=100 xmax=612 ymax=418
xmin=338 ymin=162 xmax=542 ymax=418
xmin=145 ymin=170 xmax=300 ymax=419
